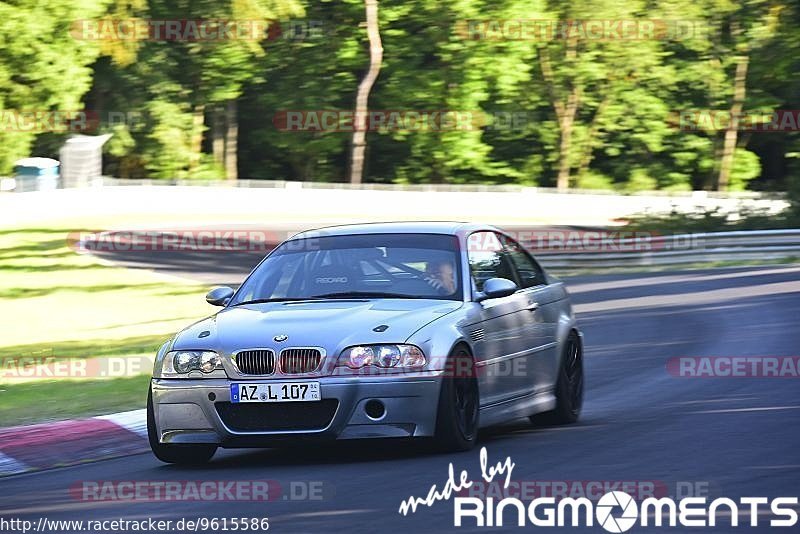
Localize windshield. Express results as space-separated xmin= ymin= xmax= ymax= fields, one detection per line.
xmin=230 ymin=233 xmax=462 ymax=304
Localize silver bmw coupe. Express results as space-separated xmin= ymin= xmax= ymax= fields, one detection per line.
xmin=148 ymin=222 xmax=583 ymax=463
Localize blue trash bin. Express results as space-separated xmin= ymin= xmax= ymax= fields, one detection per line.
xmin=13 ymin=158 xmax=60 ymax=191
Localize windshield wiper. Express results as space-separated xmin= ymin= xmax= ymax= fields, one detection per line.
xmin=231 ymin=297 xmax=324 ymax=306
xmin=309 ymin=291 xmax=414 ymax=299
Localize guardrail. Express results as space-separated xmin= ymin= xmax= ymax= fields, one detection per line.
xmin=533 ymin=229 xmax=800 ymax=268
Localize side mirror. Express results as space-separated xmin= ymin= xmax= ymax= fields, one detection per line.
xmin=476 ymin=278 xmax=518 ymax=302
xmin=206 ymin=286 xmax=234 ymax=306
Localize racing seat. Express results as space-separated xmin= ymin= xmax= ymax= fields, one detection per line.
xmin=307 ymin=264 xmax=358 ymax=296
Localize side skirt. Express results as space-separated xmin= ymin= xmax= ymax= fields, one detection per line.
xmin=478 ymin=390 xmax=556 ymax=428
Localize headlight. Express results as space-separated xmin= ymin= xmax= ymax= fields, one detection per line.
xmin=399 ymin=345 xmax=426 ymax=367
xmin=338 ymin=344 xmax=426 ymax=369
xmin=174 ymin=352 xmax=197 ymax=373
xmin=199 ymin=352 xmax=220 ymax=373
xmin=377 ymin=345 xmax=400 ymax=367
xmin=348 ymin=346 xmax=374 ymax=368
xmin=161 ymin=350 xmax=222 ymax=377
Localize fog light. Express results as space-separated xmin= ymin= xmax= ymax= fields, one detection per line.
xmin=365 ymin=399 xmax=385 ymax=420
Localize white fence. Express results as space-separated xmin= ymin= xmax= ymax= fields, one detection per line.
xmin=0 ymin=182 xmax=789 ymax=229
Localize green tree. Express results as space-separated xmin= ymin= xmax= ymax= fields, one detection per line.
xmin=0 ymin=0 xmax=110 ymax=174
xmin=86 ymin=0 xmax=303 ymax=179
xmin=238 ymin=0 xmax=365 ymax=182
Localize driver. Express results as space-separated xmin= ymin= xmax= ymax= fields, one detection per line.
xmin=424 ymin=258 xmax=456 ymax=294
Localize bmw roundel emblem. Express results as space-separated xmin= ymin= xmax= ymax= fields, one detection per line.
xmin=273 ymin=334 xmax=288 ymax=342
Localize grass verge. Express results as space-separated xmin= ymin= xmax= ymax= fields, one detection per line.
xmin=0 ymin=227 xmax=213 ymax=426
xmin=0 ymin=376 xmax=151 ymax=427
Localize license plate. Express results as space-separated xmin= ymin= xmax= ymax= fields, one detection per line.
xmin=230 ymin=382 xmax=320 ymax=403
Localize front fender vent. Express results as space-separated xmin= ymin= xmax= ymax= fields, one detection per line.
xmin=470 ymin=329 xmax=486 ymax=342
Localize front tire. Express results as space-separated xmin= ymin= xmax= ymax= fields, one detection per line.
xmin=531 ymin=331 xmax=583 ymax=425
xmin=147 ymin=388 xmax=217 ymax=465
xmin=433 ymin=348 xmax=479 ymax=452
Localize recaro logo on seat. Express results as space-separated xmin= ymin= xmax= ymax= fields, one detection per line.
xmin=315 ymin=277 xmax=348 ymax=283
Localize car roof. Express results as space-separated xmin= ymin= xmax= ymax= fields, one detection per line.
xmin=289 ymin=221 xmax=497 ymax=240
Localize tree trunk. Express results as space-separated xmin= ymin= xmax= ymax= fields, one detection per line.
xmin=538 ymin=44 xmax=580 ymax=191
xmin=348 ymin=0 xmax=383 ymax=185
xmin=578 ymin=93 xmax=609 ymax=178
xmin=557 ymin=88 xmax=579 ymax=191
xmin=224 ymin=100 xmax=238 ymax=181
xmin=717 ymin=54 xmax=749 ymax=191
xmin=212 ymin=108 xmax=224 ymax=170
xmin=189 ymin=104 xmax=205 ymax=174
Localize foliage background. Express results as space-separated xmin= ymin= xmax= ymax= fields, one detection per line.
xmin=0 ymin=0 xmax=798 ymax=194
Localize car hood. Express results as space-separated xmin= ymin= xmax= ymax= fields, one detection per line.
xmin=173 ymin=299 xmax=462 ymax=355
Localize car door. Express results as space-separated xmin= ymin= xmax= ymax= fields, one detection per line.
xmin=466 ymin=231 xmax=532 ymax=405
xmin=499 ymin=233 xmax=561 ymax=394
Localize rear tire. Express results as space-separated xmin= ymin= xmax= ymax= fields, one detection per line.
xmin=147 ymin=388 xmax=217 ymax=465
xmin=433 ymin=347 xmax=479 ymax=452
xmin=530 ymin=332 xmax=583 ymax=425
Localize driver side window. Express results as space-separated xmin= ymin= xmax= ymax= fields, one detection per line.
xmin=467 ymin=231 xmax=517 ymax=292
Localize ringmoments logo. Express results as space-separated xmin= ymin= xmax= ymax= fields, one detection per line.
xmin=398 ymin=448 xmax=799 ymax=530
xmin=452 ymin=492 xmax=799 ymax=529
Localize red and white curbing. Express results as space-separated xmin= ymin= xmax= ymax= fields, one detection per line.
xmin=0 ymin=409 xmax=148 ymax=477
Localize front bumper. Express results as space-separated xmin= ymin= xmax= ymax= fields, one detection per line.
xmin=150 ymin=373 xmax=443 ymax=446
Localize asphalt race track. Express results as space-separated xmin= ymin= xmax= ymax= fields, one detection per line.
xmin=2 ymin=245 xmax=799 ymax=532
